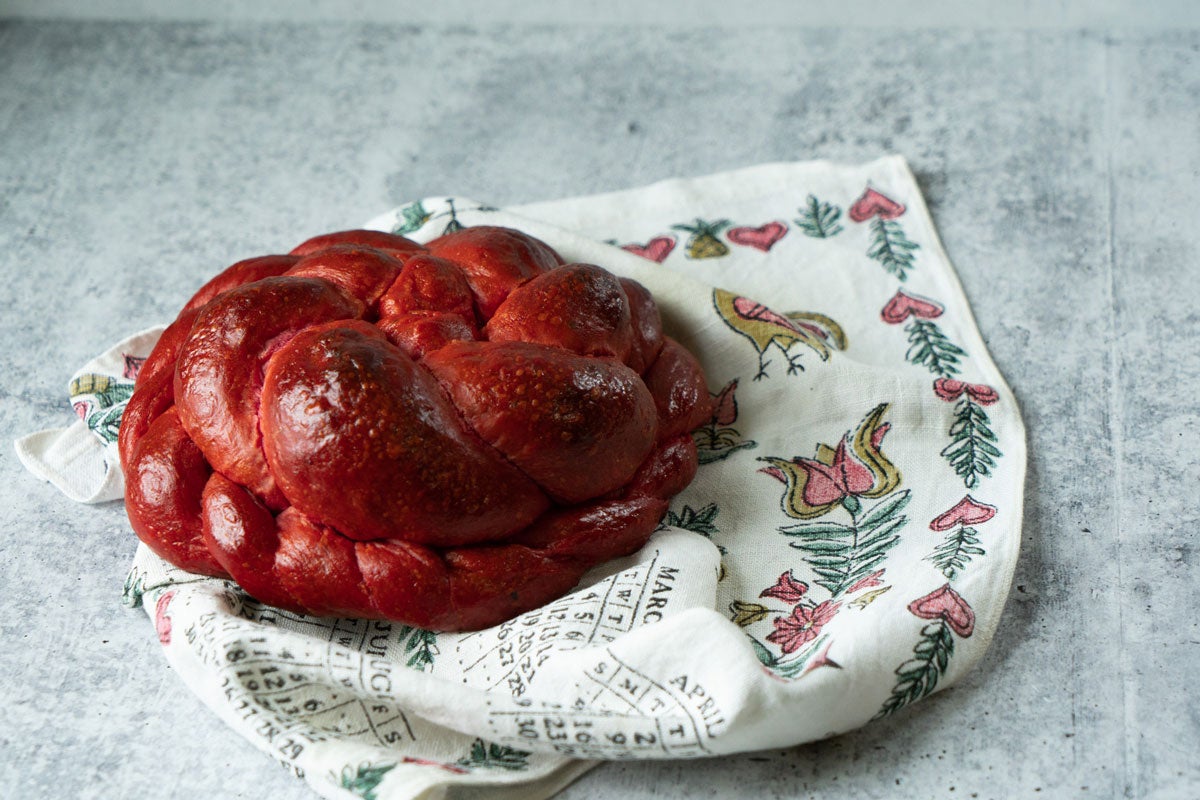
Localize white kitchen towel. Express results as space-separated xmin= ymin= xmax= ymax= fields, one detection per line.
xmin=18 ymin=156 xmax=1025 ymax=800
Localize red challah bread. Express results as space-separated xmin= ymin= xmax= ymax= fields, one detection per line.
xmin=119 ymin=226 xmax=712 ymax=631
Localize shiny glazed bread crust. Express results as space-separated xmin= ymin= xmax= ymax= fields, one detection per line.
xmin=119 ymin=226 xmax=711 ymax=631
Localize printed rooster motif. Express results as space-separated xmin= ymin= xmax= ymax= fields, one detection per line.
xmin=713 ymin=289 xmax=847 ymax=379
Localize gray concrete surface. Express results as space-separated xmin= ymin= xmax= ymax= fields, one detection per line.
xmin=6 ymin=0 xmax=1200 ymax=29
xmin=1 ymin=15 xmax=1197 ymax=800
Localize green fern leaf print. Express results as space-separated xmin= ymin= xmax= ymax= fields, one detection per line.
xmin=795 ymin=194 xmax=844 ymax=238
xmin=867 ymin=217 xmax=919 ymax=280
xmin=455 ymin=738 xmax=531 ymax=771
xmin=904 ymin=320 xmax=964 ymax=378
xmin=338 ymin=761 xmax=396 ymax=800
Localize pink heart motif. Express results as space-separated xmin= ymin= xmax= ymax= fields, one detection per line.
xmin=880 ymin=289 xmax=944 ymax=324
xmin=154 ymin=590 xmax=176 ymax=645
xmin=621 ymin=236 xmax=676 ymax=263
xmin=908 ymin=584 xmax=975 ymax=638
xmin=933 ymin=378 xmax=999 ymax=406
xmin=727 ymin=221 xmax=788 ymax=252
xmin=929 ymin=495 xmax=998 ymax=531
xmin=849 ymin=188 xmax=906 ymax=222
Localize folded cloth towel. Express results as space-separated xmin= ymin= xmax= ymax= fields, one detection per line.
xmin=16 ymin=156 xmax=1025 ymax=800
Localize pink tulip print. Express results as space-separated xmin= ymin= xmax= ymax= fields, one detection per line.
xmin=793 ymin=431 xmax=886 ymax=508
xmin=758 ymin=403 xmax=900 ymax=520
xmin=759 ymin=570 xmax=809 ymax=604
xmin=692 ymin=379 xmax=758 ymax=464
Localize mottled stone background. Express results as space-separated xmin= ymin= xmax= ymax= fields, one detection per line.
xmin=2 ymin=6 xmax=1198 ymax=799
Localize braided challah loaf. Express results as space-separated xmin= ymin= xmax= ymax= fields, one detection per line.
xmin=119 ymin=226 xmax=711 ymax=630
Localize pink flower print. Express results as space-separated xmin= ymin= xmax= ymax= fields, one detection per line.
xmin=847 ymin=569 xmax=885 ymax=593
xmin=759 ymin=570 xmax=809 ymax=604
xmin=766 ymin=600 xmax=841 ymax=654
xmin=908 ymin=584 xmax=975 ymax=637
xmin=73 ymin=401 xmax=91 ymax=421
xmin=933 ymin=378 xmax=999 ymax=406
xmin=154 ymin=590 xmax=176 ymax=645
